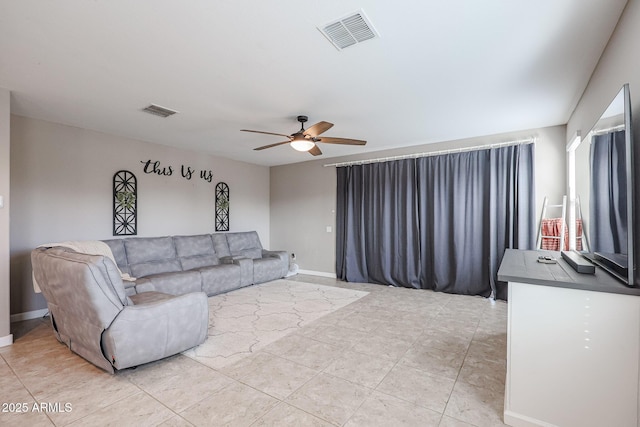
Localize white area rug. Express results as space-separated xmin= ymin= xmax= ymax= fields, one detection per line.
xmin=183 ymin=279 xmax=368 ymax=369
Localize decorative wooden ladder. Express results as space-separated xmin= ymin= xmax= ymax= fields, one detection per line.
xmin=536 ymin=196 xmax=567 ymax=250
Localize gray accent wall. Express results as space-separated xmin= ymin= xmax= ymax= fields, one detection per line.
xmin=10 ymin=115 xmax=270 ymax=315
xmin=270 ymin=125 xmax=567 ymax=275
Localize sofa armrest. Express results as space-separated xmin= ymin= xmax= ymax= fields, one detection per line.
xmin=262 ymin=250 xmax=288 ymax=264
xmin=101 ymin=291 xmax=208 ymax=370
xmin=221 ymin=256 xmax=253 ymax=286
xmin=133 ymin=277 xmax=155 ymax=294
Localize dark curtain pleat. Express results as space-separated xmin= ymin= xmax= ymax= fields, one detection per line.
xmin=336 ymin=160 xmax=421 ymax=287
xmin=417 ymin=151 xmax=492 ymax=296
xmin=335 ymin=144 xmax=535 ymax=300
xmin=590 ymin=130 xmax=627 ymax=254
xmin=489 ymin=144 xmax=536 ymax=300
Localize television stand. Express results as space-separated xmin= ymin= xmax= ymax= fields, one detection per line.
xmin=498 ymin=249 xmax=640 ymax=427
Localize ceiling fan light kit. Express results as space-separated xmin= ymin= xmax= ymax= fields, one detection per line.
xmin=290 ymin=136 xmax=314 ymax=152
xmin=241 ymin=115 xmax=366 ymax=157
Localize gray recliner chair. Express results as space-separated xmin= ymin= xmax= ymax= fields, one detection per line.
xmin=31 ymin=247 xmax=208 ymax=373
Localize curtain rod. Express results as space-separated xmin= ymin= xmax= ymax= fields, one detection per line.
xmin=591 ymin=124 xmax=625 ymax=136
xmin=323 ymin=137 xmax=536 ymax=168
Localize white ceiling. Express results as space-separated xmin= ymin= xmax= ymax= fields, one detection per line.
xmin=0 ymin=0 xmax=628 ymax=166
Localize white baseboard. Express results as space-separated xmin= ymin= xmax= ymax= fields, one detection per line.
xmin=298 ymin=269 xmax=337 ymax=279
xmin=0 ymin=334 xmax=13 ymax=347
xmin=504 ymin=410 xmax=553 ymax=427
xmin=10 ymin=308 xmax=49 ymax=323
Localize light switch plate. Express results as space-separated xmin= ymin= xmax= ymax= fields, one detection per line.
xmin=326 ymin=226 xmax=332 ymax=233
xmin=0 ymin=195 xmax=4 ymax=208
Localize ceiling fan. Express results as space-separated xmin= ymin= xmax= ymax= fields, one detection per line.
xmin=241 ymin=115 xmax=366 ymax=156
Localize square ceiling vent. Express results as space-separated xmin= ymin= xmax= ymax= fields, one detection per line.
xmin=319 ymin=9 xmax=379 ymax=50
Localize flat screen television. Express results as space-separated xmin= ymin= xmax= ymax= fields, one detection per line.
xmin=570 ymin=84 xmax=635 ymax=285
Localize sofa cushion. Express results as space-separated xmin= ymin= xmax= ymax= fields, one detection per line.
xmin=211 ymin=233 xmax=231 ymax=257
xmin=174 ymin=235 xmax=219 ymax=270
xmin=253 ymin=257 xmax=286 ymax=284
xmin=174 ymin=234 xmax=216 ymax=257
xmin=125 ymin=237 xmax=176 ymax=264
xmin=124 ymin=237 xmax=181 ymax=278
xmin=226 ymin=232 xmax=263 ymax=259
xmin=129 ymin=259 xmax=182 ymax=278
xmin=199 ymin=264 xmax=242 ymax=296
xmin=102 ymin=239 xmax=131 ymax=275
xmin=180 ymin=256 xmax=219 ymax=271
xmin=140 ymin=270 xmax=202 ymax=295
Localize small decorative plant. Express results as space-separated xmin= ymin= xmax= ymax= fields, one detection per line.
xmin=216 ymin=194 xmax=229 ymax=210
xmin=116 ymin=191 xmax=136 ymax=210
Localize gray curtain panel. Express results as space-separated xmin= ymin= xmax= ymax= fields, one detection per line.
xmin=590 ymin=130 xmax=628 ymax=254
xmin=336 ymin=144 xmax=535 ymax=300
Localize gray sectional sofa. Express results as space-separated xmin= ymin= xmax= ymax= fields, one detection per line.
xmin=104 ymin=231 xmax=289 ymax=297
xmin=31 ymin=231 xmax=289 ymax=373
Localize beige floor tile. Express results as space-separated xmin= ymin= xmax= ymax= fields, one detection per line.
xmin=5 ymin=278 xmax=510 ymax=427
xmin=158 ymin=415 xmax=193 ymax=427
xmin=323 ymin=350 xmax=395 ymax=389
xmin=344 ymin=390 xmax=442 ymax=427
xmin=350 ymin=332 xmax=415 ymax=361
xmin=376 ymin=364 xmax=455 ymax=414
xmin=39 ymin=374 xmax=141 ymax=426
xmin=158 ymin=415 xmax=195 ymax=427
xmin=465 ymin=341 xmax=507 ymax=364
xmin=444 ymin=380 xmax=508 ymax=427
xmin=0 ymin=409 xmax=55 ymax=427
xmin=298 ymin=323 xmax=369 ymax=348
xmin=252 ymin=402 xmax=333 ymax=427
xmin=66 ymin=391 xmax=175 ymax=426
xmin=221 ymin=351 xmax=279 ymax=380
xmin=368 ymin=317 xmax=426 ymax=340
xmin=400 ymin=343 xmax=466 ymax=380
xmin=180 ymin=381 xmax=278 ymax=427
xmin=457 ymin=357 xmax=506 ymax=393
xmin=263 ymin=334 xmax=343 ymax=370
xmin=237 ymin=353 xmax=318 ymax=399
xmin=286 ymin=373 xmax=371 ymax=426
xmin=335 ymin=312 xmax=385 ymax=333
xmin=122 ymin=355 xmax=233 ymax=412
xmin=10 ymin=318 xmax=52 ymax=342
xmin=438 ymin=415 xmax=477 ymax=427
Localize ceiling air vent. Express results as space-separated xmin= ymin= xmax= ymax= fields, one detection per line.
xmin=141 ymin=104 xmax=178 ymax=118
xmin=319 ymin=10 xmax=379 ymax=51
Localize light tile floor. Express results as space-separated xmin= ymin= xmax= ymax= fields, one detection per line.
xmin=1 ymin=275 xmax=508 ymax=427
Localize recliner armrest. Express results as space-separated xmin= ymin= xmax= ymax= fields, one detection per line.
xmin=102 ymin=291 xmax=208 ymax=370
xmin=262 ymin=250 xmax=288 ymax=264
xmin=221 ymin=256 xmax=253 ymax=286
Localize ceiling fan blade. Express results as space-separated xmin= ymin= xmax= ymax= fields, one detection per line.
xmin=304 ymin=121 xmax=334 ymax=138
xmin=308 ymin=145 xmax=322 ymax=156
xmin=253 ymin=141 xmax=291 ymax=151
xmin=316 ymin=137 xmax=367 ymax=145
xmin=241 ymin=129 xmax=292 ymax=139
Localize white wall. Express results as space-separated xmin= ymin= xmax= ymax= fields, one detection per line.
xmin=10 ymin=115 xmax=270 ymax=315
xmin=567 ymin=1 xmax=640 ymax=143
xmin=0 ymin=88 xmax=11 ymax=345
xmin=271 ymin=125 xmax=567 ymax=275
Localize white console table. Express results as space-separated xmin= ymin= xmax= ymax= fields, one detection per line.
xmin=498 ymin=249 xmax=640 ymax=427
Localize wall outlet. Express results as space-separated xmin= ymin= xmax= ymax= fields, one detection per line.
xmin=291 ymin=253 xmax=296 ymax=260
